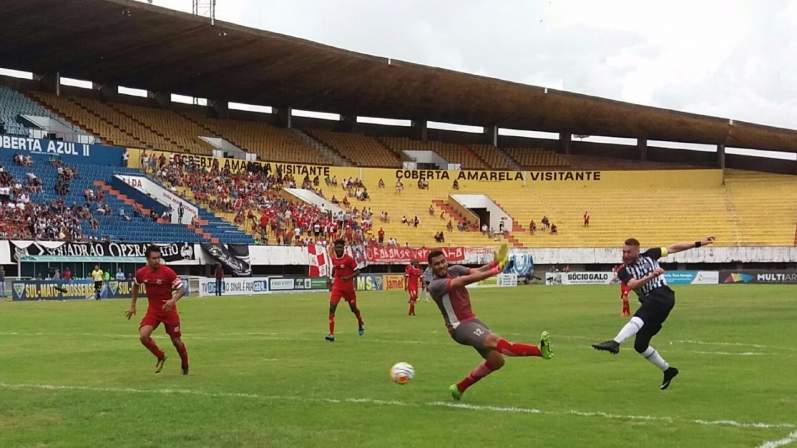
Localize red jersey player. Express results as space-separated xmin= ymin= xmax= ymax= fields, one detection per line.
xmin=614 ymin=264 xmax=632 ymax=316
xmin=325 ymin=239 xmax=364 ymax=342
xmin=405 ymin=260 xmax=422 ymax=316
xmin=125 ymin=246 xmax=189 ymax=374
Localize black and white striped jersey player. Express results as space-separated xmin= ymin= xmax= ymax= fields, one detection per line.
xmin=592 ymin=236 xmax=716 ymax=390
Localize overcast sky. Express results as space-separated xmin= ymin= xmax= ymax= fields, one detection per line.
xmin=142 ymin=0 xmax=797 ymax=132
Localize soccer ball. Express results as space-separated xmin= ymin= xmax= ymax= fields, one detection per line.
xmin=390 ymin=362 xmax=415 ymax=384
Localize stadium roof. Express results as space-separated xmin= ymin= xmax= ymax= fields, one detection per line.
xmin=3 ymin=0 xmax=797 ymax=154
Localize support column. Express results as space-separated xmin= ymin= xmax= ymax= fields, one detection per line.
xmin=208 ymin=99 xmax=229 ymax=118
xmin=485 ymin=125 xmax=499 ymax=147
xmin=338 ymin=113 xmax=356 ymax=132
xmin=411 ymin=119 xmax=427 ymax=141
xmin=638 ymin=137 xmax=648 ymax=161
xmin=35 ymin=71 xmax=60 ymax=95
xmin=94 ymin=83 xmax=117 ymax=100
xmin=275 ymin=107 xmax=292 ymax=128
xmin=148 ymin=91 xmax=170 ymax=108
xmin=559 ymin=132 xmax=571 ymax=155
xmin=717 ymin=144 xmax=726 ymax=185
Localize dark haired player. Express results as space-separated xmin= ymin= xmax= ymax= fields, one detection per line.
xmin=427 ymin=244 xmax=553 ymax=400
xmin=125 ymin=246 xmax=189 ymax=374
xmin=593 ymin=236 xmax=715 ymax=389
xmin=325 ymin=239 xmax=364 ymax=342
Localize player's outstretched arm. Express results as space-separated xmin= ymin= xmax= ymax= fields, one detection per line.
xmin=449 ymin=265 xmax=500 ymax=289
xmin=125 ymin=283 xmax=138 ymax=319
xmin=667 ymin=236 xmax=715 ymax=255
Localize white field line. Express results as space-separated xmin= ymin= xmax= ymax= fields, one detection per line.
xmin=0 ymin=382 xmax=793 ymax=431
xmin=758 ymin=431 xmax=797 ymax=448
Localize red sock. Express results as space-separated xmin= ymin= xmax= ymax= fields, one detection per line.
xmin=141 ymin=337 xmax=164 ymax=359
xmin=328 ymin=313 xmax=335 ymax=335
xmin=174 ymin=340 xmax=189 ymax=368
xmin=457 ymin=361 xmax=496 ymax=392
xmin=409 ymin=302 xmax=415 ymax=315
xmin=496 ymin=338 xmax=542 ymax=357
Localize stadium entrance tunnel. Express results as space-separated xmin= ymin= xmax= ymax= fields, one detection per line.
xmin=448 ymin=194 xmax=512 ymax=233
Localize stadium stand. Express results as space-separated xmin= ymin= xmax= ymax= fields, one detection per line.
xmin=505 ymin=147 xmax=569 ymax=168
xmin=304 ymin=129 xmax=403 ymax=167
xmin=0 ymin=152 xmax=197 ymax=242
xmin=182 ymin=111 xmax=333 ymax=165
xmin=128 ymin=147 xmax=797 ymax=248
xmin=111 ymin=102 xmax=215 ymax=155
xmin=381 ymin=136 xmax=488 ymax=169
xmin=357 ymin=177 xmax=495 ymax=247
xmin=27 ymin=91 xmax=215 ymax=154
xmin=723 ymin=170 xmax=797 ymax=246
xmin=0 ymin=86 xmax=84 ymax=137
xmin=27 ymin=91 xmax=147 ymax=148
xmin=466 ymin=143 xmax=519 ymax=170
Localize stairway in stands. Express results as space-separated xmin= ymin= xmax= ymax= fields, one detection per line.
xmin=94 ymin=180 xmax=216 ymax=243
xmin=431 ymin=199 xmax=478 ymax=230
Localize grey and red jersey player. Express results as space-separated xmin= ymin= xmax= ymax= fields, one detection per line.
xmin=426 ymin=244 xmax=553 ymax=400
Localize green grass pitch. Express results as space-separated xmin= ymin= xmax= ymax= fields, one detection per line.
xmin=1 ymin=285 xmax=795 ymax=447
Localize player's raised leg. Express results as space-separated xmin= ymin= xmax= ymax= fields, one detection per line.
xmin=138 ymin=324 xmax=166 ymax=373
xmin=492 ymin=331 xmax=553 ymax=359
xmin=451 ymin=350 xmax=504 ymax=400
xmin=449 ymin=322 xmax=552 ymax=400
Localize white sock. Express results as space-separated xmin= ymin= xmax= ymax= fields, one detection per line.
xmin=641 ymin=346 xmax=669 ymax=371
xmin=613 ymin=316 xmax=644 ymax=344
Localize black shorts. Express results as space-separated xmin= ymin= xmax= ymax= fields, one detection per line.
xmin=94 ymin=281 xmax=103 ymax=292
xmin=635 ymin=287 xmax=675 ymax=326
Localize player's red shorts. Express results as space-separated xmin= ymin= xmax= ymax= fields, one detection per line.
xmin=330 ymin=288 xmax=356 ymax=305
xmin=407 ymin=287 xmax=418 ymax=301
xmin=140 ymin=309 xmax=182 ymax=337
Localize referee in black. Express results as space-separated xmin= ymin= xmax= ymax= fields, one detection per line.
xmin=592 ymin=236 xmax=715 ymax=389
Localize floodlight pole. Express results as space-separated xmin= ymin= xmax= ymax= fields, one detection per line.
xmin=192 ymin=0 xmax=216 ymax=26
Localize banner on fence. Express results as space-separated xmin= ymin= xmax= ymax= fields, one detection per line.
xmin=356 ymin=274 xmax=384 ymax=291
xmin=0 ymin=136 xmax=124 ymax=166
xmin=202 ymin=243 xmax=251 ymax=276
xmin=198 ymin=277 xmax=270 ymax=296
xmin=663 ymin=271 xmax=719 ymax=285
xmin=720 ymin=270 xmax=797 ymax=284
xmin=366 ymin=247 xmax=465 ymax=264
xmin=11 ymin=279 xmax=187 ymax=301
xmin=267 ymin=277 xmax=328 ymax=292
xmin=11 ymin=241 xmax=194 ymax=262
xmin=496 ymin=273 xmax=518 ymax=287
xmin=545 ymin=272 xmax=613 ymax=285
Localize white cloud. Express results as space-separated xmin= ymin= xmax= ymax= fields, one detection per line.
xmin=140 ymin=0 xmax=797 ymax=129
